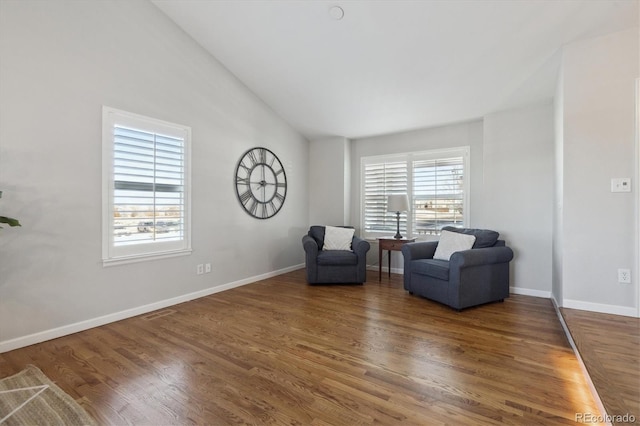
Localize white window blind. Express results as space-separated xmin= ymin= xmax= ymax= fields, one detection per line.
xmin=363 ymin=161 xmax=408 ymax=234
xmin=103 ymin=107 xmax=191 ymax=264
xmin=412 ymin=157 xmax=465 ymax=234
xmin=361 ymin=147 xmax=469 ymax=239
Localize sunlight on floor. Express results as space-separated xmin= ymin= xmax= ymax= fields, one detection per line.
xmin=553 ymin=349 xmax=606 ymax=425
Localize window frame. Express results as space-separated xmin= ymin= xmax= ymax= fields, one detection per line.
xmin=102 ymin=106 xmax=192 ymax=266
xmin=360 ymin=146 xmax=470 ymax=240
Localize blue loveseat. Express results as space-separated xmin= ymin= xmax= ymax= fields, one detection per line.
xmin=401 ymin=227 xmax=514 ymax=310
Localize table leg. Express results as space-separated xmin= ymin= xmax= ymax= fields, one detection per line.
xmin=378 ymin=244 xmax=382 ymax=281
xmin=388 ymin=250 xmax=391 ymax=278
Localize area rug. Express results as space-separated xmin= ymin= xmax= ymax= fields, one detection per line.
xmin=0 ymin=365 xmax=96 ymax=425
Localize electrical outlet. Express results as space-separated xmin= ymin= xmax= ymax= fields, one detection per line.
xmin=611 ymin=178 xmax=631 ymax=192
xmin=197 ymin=264 xmax=204 ymax=275
xmin=205 ymin=263 xmax=211 ymax=273
xmin=618 ymin=268 xmax=631 ymax=284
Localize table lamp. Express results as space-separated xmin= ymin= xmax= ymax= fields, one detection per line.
xmin=387 ymin=194 xmax=409 ymax=239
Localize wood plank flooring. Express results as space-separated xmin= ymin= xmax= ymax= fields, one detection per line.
xmin=561 ymin=307 xmax=640 ymax=425
xmin=1 ymin=270 xmax=604 ymax=425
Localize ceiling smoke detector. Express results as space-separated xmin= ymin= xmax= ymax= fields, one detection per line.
xmin=328 ymin=5 xmax=344 ymax=20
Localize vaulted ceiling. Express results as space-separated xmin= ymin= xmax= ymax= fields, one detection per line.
xmin=152 ymin=0 xmax=638 ymax=140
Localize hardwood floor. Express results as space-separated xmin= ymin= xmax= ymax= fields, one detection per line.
xmin=1 ymin=270 xmax=604 ymax=425
xmin=561 ymin=308 xmax=640 ymax=425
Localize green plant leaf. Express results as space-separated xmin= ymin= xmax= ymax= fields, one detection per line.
xmin=0 ymin=216 xmax=21 ymax=228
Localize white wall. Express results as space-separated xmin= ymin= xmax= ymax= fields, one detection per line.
xmin=481 ymin=102 xmax=554 ymax=296
xmin=0 ymin=0 xmax=309 ymax=350
xmin=552 ymin=66 xmax=565 ymax=305
xmin=308 ymin=137 xmax=350 ymax=226
xmin=558 ymin=27 xmax=639 ymax=316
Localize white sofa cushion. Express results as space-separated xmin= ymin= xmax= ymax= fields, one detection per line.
xmin=433 ymin=230 xmax=476 ymax=261
xmin=323 ymin=226 xmax=355 ymax=251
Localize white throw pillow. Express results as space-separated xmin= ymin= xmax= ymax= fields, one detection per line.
xmin=433 ymin=230 xmax=476 ymax=261
xmin=323 ymin=226 xmax=355 ymax=251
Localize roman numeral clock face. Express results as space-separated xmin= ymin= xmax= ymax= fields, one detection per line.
xmin=234 ymin=147 xmax=287 ymax=219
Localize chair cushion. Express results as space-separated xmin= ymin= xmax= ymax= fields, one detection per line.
xmin=442 ymin=226 xmax=499 ymax=248
xmin=433 ymin=230 xmax=476 ymax=260
xmin=323 ymin=226 xmax=355 ymax=251
xmin=317 ymin=250 xmax=358 ymax=266
xmin=410 ymin=259 xmax=450 ymax=281
xmin=309 ymin=225 xmax=355 ymax=249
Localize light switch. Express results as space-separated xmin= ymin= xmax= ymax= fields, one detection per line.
xmin=611 ymin=178 xmax=631 ymax=192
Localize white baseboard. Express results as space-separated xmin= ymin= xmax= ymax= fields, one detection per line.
xmin=0 ymin=264 xmax=305 ymax=354
xmin=509 ymin=286 xmax=552 ymax=298
xmin=366 ymin=265 xmax=404 ymax=275
xmin=370 ymin=272 xmax=556 ymax=298
xmin=562 ymin=298 xmax=638 ymax=318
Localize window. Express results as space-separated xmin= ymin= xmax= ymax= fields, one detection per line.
xmin=102 ymin=107 xmax=191 ymax=264
xmin=362 ymin=147 xmax=469 ymax=239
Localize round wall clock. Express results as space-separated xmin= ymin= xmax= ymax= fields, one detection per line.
xmin=234 ymin=147 xmax=287 ymax=219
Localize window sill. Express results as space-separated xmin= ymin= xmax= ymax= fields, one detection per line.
xmin=102 ymin=248 xmax=192 ymax=267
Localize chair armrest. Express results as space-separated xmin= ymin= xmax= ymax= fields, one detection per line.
xmin=401 ymin=241 xmax=437 ymax=292
xmin=450 ymin=246 xmax=514 ymax=269
xmin=302 ymin=235 xmax=319 ymax=257
xmin=352 ymin=236 xmax=371 ymax=258
xmin=401 ymin=241 xmax=438 ymax=261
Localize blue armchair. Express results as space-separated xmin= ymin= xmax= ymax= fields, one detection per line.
xmin=401 ymin=227 xmax=514 ymax=310
xmin=302 ymin=226 xmax=370 ymax=284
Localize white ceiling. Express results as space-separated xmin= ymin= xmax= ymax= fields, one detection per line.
xmin=152 ymin=0 xmax=638 ymax=140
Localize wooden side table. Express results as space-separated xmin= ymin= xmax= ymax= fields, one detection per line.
xmin=378 ymin=237 xmax=415 ymax=281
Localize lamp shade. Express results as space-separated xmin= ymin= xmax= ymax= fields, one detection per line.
xmin=387 ymin=194 xmax=409 ymax=212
